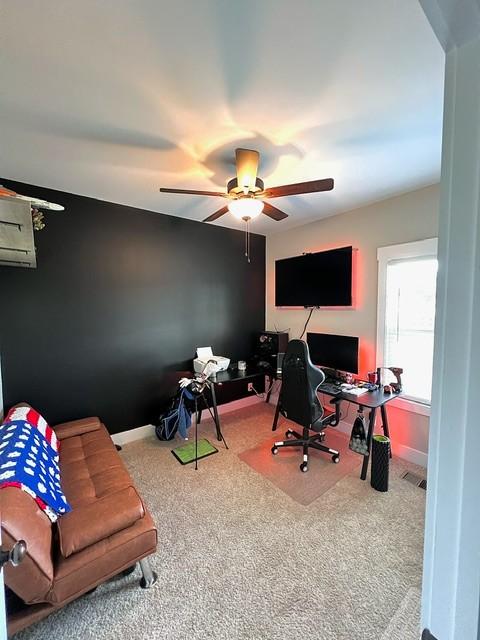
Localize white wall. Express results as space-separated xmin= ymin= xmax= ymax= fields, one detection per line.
xmin=266 ymin=184 xmax=439 ymax=458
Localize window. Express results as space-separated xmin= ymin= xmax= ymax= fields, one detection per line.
xmin=377 ymin=238 xmax=438 ymax=410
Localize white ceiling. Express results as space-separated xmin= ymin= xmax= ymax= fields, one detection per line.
xmin=0 ymin=0 xmax=444 ymax=234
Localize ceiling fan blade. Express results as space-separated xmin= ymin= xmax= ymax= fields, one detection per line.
xmin=0 ymin=185 xmax=17 ymax=198
xmin=203 ymin=205 xmax=230 ymax=222
xmin=160 ymin=187 xmax=227 ymax=197
xmin=262 ymin=178 xmax=334 ymax=199
xmin=235 ymin=148 xmax=259 ymax=192
xmin=262 ymin=202 xmax=289 ymax=221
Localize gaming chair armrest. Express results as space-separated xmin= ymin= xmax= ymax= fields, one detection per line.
xmin=326 ymin=397 xmax=342 ymax=427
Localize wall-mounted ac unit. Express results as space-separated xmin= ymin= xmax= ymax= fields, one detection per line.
xmin=0 ymin=198 xmax=36 ymax=268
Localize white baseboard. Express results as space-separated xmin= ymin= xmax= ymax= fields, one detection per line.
xmin=198 ymin=394 xmax=264 ymax=421
xmin=111 ymin=394 xmax=264 ymax=446
xmin=392 ymin=443 xmax=428 ymax=468
xmin=112 ymin=423 xmax=155 ymax=445
xmin=112 ymin=399 xmax=428 ymax=468
xmin=335 ymin=419 xmax=427 ymax=468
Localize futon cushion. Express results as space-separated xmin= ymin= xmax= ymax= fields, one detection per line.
xmin=53 ymin=417 xmax=101 ymax=440
xmin=57 ymin=486 xmax=145 ymax=557
xmin=5 ymin=404 xmax=58 ymax=452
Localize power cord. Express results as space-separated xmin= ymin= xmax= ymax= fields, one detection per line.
xmin=299 ymin=307 xmax=315 ymax=340
xmin=274 ymin=323 xmax=291 ymax=334
xmin=251 ymin=378 xmax=279 ymax=400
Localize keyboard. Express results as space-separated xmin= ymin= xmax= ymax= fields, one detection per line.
xmin=318 ymin=382 xmax=342 ymax=395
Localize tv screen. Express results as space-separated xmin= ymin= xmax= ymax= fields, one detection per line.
xmin=275 ymin=246 xmax=352 ymax=307
xmin=307 ymin=332 xmax=359 ymax=374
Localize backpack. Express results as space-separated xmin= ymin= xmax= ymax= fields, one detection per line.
xmin=156 ymin=387 xmax=195 ymax=441
xmin=349 ymin=411 xmax=369 ymax=456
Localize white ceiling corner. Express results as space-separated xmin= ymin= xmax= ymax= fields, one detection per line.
xmin=419 ymin=0 xmax=480 ymax=51
xmin=0 ymin=0 xmax=445 ymax=234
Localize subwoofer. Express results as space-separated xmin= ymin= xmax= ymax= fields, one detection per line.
xmin=253 ymin=331 xmax=289 ymax=372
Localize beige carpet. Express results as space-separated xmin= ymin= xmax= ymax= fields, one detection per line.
xmin=14 ymin=403 xmax=426 ymax=640
xmin=239 ymin=427 xmax=361 ymax=505
xmin=380 ymin=587 xmax=421 ymax=640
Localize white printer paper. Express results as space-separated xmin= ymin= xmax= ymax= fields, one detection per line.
xmin=196 ymin=346 xmax=213 ymax=359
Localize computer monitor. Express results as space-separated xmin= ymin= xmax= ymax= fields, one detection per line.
xmin=306 ymin=332 xmax=359 ymax=374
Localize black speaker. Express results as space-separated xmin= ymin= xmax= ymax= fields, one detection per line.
xmin=253 ymin=331 xmax=289 ymax=371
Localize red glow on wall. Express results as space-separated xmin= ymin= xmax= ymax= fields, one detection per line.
xmin=358 ymin=337 xmax=376 ymax=380
xmin=385 ymin=405 xmax=425 ymax=454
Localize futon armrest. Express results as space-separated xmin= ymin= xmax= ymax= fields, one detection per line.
xmin=57 ymin=487 xmax=145 ymax=558
xmin=52 ymin=417 xmax=102 ymax=440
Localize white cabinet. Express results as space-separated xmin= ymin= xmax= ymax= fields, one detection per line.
xmin=0 ymin=198 xmax=36 ymax=268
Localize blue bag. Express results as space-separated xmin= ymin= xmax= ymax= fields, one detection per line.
xmin=156 ymin=388 xmax=195 ymax=441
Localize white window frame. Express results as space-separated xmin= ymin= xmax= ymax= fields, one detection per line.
xmin=377 ymin=237 xmax=438 ymax=416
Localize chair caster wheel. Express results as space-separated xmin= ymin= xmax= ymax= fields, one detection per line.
xmin=271 ymin=446 xmax=279 ymax=455
xmin=319 ymin=432 xmax=326 ymax=442
xmin=300 ymin=462 xmax=308 ymax=472
xmin=332 ymin=454 xmax=340 ymax=464
xmin=285 ymin=429 xmax=293 ymax=438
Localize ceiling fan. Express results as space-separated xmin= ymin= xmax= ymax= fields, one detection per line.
xmin=0 ymin=185 xmax=64 ymax=211
xmin=159 ymin=148 xmax=334 ymax=223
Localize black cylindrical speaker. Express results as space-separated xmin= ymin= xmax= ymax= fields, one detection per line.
xmin=371 ymin=435 xmax=390 ymax=492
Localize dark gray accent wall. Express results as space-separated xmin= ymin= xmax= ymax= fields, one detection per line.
xmin=0 ymin=180 xmax=265 ymax=433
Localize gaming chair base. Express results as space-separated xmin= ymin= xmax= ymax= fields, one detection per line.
xmin=271 ymin=426 xmax=340 ymax=472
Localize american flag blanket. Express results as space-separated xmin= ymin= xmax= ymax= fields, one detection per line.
xmin=0 ymin=420 xmax=71 ymax=522
xmin=5 ymin=405 xmax=59 ymax=452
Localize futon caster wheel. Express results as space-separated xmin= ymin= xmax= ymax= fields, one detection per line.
xmin=300 ymin=462 xmax=308 ymax=473
xmin=122 ymin=565 xmax=136 ymax=577
xmin=332 ymin=454 xmax=340 ymax=464
xmin=285 ymin=430 xmax=293 ymax=439
xmin=271 ymin=446 xmax=279 ymax=455
xmin=140 ymin=571 xmax=158 ymax=589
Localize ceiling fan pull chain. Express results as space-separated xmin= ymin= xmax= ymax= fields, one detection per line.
xmin=244 ymin=218 xmax=251 ymax=263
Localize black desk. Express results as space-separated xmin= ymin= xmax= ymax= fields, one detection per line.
xmin=272 ymin=377 xmax=399 ymax=481
xmin=197 ymin=366 xmax=265 ymax=441
xmin=213 ymin=365 xmax=265 ymax=385
xmin=318 ymin=386 xmax=398 ymax=480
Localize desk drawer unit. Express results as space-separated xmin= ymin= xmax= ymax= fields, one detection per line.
xmin=213 ymin=374 xmax=265 ymax=405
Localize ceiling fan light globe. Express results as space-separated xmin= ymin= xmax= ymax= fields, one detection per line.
xmin=228 ymin=199 xmax=264 ymax=220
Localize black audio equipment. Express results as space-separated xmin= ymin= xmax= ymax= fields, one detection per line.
xmin=253 ymin=331 xmax=289 ymax=372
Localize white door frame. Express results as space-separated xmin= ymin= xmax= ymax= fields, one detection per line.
xmin=418 ymin=3 xmax=480 ymax=639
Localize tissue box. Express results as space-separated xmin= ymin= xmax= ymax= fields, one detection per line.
xmin=193 ymin=347 xmax=230 ymax=374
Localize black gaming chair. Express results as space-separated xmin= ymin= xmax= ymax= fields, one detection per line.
xmin=271 ymin=339 xmax=342 ymax=472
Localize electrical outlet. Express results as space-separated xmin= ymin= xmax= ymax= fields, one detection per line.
xmin=247 ymin=382 xmax=254 ymax=392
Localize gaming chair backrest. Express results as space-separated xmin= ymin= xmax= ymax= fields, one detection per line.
xmin=280 ymin=340 xmax=325 ymax=428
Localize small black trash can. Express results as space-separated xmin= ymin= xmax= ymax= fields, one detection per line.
xmin=371 ymin=435 xmax=390 ymax=492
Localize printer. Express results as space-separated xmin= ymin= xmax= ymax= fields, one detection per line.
xmin=193 ymin=346 xmax=230 ymax=375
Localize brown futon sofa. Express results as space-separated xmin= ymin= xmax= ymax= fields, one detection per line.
xmin=0 ymin=408 xmax=158 ymax=636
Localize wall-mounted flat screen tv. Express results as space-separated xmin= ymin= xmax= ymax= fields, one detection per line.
xmin=275 ymin=246 xmax=353 ymax=307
